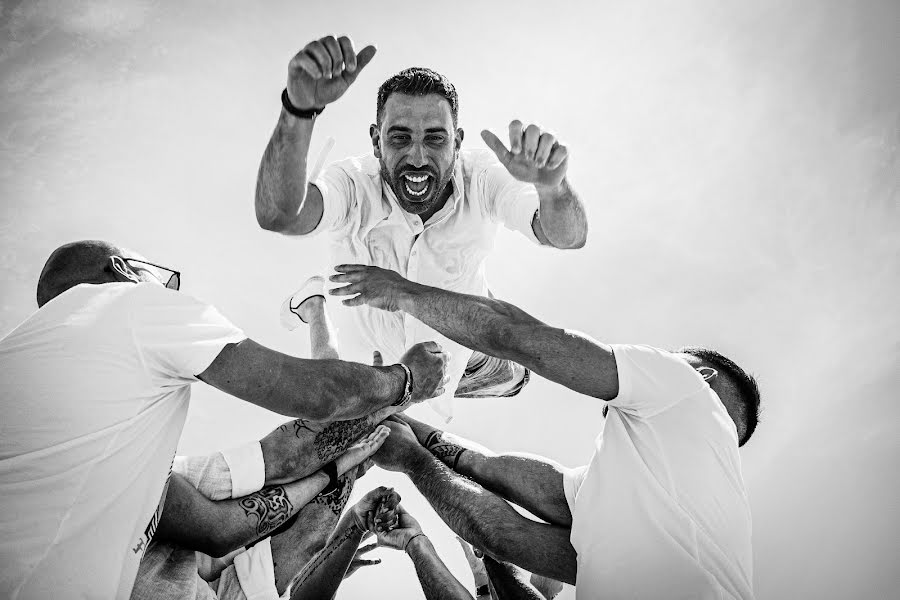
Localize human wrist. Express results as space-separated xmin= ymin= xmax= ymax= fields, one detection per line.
xmin=535 ymin=177 xmax=569 ymax=199
xmin=404 ymin=531 xmax=428 ymax=555
xmin=396 ymin=280 xmax=424 ymax=314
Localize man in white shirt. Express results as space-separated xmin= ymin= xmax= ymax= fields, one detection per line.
xmin=0 ymin=240 xmax=447 ymax=599
xmin=330 ymin=265 xmax=761 ymax=599
xmin=255 ymin=34 xmax=589 ymax=417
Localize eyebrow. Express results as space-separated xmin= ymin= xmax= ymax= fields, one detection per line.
xmin=386 ymin=125 xmax=450 ymax=135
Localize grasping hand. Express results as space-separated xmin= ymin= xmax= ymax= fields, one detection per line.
xmin=372 ymin=417 xmax=423 ymax=473
xmin=481 ymin=121 xmax=568 ymax=188
xmin=351 ymin=486 xmax=401 ymax=534
xmin=375 ymin=505 xmax=424 ymax=552
xmin=286 ymin=35 xmax=377 ymax=111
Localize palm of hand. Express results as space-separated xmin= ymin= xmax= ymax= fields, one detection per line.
xmin=377 ymin=513 xmax=421 ymax=550
xmin=504 ymin=154 xmax=567 ymax=188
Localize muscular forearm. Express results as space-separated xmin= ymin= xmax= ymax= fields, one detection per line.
xmin=289 ymin=510 xmax=367 ymax=600
xmin=406 ymin=535 xmax=474 ymax=600
xmin=157 ymin=471 xmax=329 ymax=557
xmin=256 ymin=109 xmax=316 ymax=232
xmin=413 ymin=424 xmax=572 ymax=527
xmin=535 ymin=179 xmax=587 ymax=249
xmin=483 ymin=557 xmax=543 ymax=600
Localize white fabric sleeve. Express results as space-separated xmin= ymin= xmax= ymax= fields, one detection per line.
xmin=309 ymin=161 xmax=354 ymax=234
xmin=234 ymin=537 xmax=280 ymax=600
xmin=130 ymin=284 xmax=246 ymax=384
xmin=171 ymin=454 xmax=234 ymax=501
xmin=608 ymin=344 xmax=708 ymax=418
xmin=563 ymin=465 xmax=589 ymax=514
xmin=478 ymin=151 xmax=541 ymax=244
xmin=221 ymin=441 xmax=266 ymax=498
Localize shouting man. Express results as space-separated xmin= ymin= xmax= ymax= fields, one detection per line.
xmin=255 ymin=34 xmax=588 ymax=418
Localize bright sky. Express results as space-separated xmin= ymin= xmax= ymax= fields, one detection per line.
xmin=1 ymin=1 xmax=898 ymax=598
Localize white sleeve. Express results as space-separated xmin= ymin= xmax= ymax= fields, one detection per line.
xmin=563 ymin=465 xmax=589 ymax=514
xmin=130 ymin=284 xmax=246 ymax=384
xmin=172 ymin=442 xmax=265 ymax=501
xmin=479 ymin=153 xmax=541 ymax=244
xmin=608 ymin=344 xmax=708 ymax=418
xmin=310 ymin=162 xmax=354 ymax=234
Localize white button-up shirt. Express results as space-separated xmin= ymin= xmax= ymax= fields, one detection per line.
xmin=312 ymin=149 xmax=540 ymax=419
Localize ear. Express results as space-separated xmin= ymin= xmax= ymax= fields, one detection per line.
xmin=370 ymin=124 xmax=382 ymax=159
xmin=455 ymin=127 xmax=464 ymax=153
xmin=109 ymin=256 xmax=139 ymax=284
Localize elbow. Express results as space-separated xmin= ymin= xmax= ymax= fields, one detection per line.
xmin=255 ymin=207 xmax=284 ymax=233
xmin=551 ymin=229 xmax=587 ymax=250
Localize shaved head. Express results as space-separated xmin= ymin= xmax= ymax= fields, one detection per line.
xmin=36 ymin=240 xmax=125 ymax=307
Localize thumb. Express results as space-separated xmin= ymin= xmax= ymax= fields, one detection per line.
xmin=481 ymin=130 xmax=511 ymax=165
xmin=346 ymin=45 xmax=377 ymax=83
xmin=372 ymin=350 xmax=384 ymax=366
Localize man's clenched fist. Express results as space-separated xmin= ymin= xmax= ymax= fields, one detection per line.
xmin=399 ymin=341 xmax=451 ymax=402
xmin=286 ymin=35 xmax=377 ymax=111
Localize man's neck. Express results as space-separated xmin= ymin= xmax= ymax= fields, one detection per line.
xmin=418 ymin=183 xmax=454 ymax=224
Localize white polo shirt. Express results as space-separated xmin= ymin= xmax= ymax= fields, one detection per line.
xmin=0 ymin=282 xmax=245 ymax=599
xmin=564 ymin=345 xmax=754 ymax=600
xmin=312 ymin=149 xmax=540 ymax=418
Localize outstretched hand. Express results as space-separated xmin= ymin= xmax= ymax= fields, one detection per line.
xmin=286 ymin=35 xmax=377 ymax=111
xmin=481 ymin=121 xmax=568 ymax=188
xmin=376 ymin=504 xmax=424 ymax=551
xmin=329 ymin=264 xmax=414 ymax=312
xmin=334 ymin=425 xmax=389 ymax=476
xmin=343 ymin=541 xmax=381 ymax=579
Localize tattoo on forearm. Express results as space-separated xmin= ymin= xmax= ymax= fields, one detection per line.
xmin=313 ymin=418 xmax=373 ymax=461
xmin=240 ymin=487 xmax=294 ymax=537
xmin=312 ymin=475 xmax=354 ymax=515
xmin=424 ymin=430 xmax=466 ymax=471
xmin=291 ymin=523 xmax=362 ymax=591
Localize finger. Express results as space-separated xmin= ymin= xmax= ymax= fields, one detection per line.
xmin=290 ymin=52 xmax=323 ymax=79
xmin=337 ymin=36 xmax=357 ymax=73
xmin=358 ymin=542 xmax=378 ymax=554
xmin=355 ymin=45 xmax=377 ymax=72
xmin=480 ymin=130 xmax=511 ymax=164
xmin=522 ymin=124 xmax=541 ymax=161
xmin=546 ymin=144 xmax=568 ymax=170
xmin=357 ymin=559 xmax=381 ymax=567
xmin=329 ymin=271 xmax=363 ymax=283
xmin=508 ymin=120 xmax=524 ymax=154
xmin=534 ymin=133 xmax=557 ymax=169
xmin=431 ymin=387 xmax=445 ymax=398
xmin=329 ymin=283 xmax=361 ymax=296
xmin=333 ymin=264 xmax=369 ymax=274
xmin=372 ymin=350 xmax=383 ymax=367
xmin=342 ymin=295 xmax=367 ymax=307
xmin=305 ymin=41 xmax=333 ymax=78
xmin=321 ymin=35 xmax=343 ymax=78
xmin=419 ymin=340 xmax=444 ymax=353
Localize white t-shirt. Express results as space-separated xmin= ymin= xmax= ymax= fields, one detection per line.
xmin=563 ymin=345 xmax=754 ymax=600
xmin=0 ymin=282 xmax=245 ymax=599
xmin=312 ymin=149 xmax=540 ymax=419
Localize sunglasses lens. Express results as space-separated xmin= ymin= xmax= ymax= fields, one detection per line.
xmin=167 ymin=273 xmax=180 ymax=291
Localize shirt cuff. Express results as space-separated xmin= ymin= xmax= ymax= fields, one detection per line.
xmin=221 ymin=441 xmax=265 ymax=498
xmin=234 ymin=537 xmax=279 ymax=600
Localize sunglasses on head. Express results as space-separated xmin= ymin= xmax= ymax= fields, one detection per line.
xmin=123 ymin=258 xmax=181 ymax=291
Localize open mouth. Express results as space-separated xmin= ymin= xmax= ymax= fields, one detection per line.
xmin=402 ymin=173 xmax=432 ymax=199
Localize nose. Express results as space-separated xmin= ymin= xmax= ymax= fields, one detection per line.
xmin=407 ymin=143 xmax=428 ymax=168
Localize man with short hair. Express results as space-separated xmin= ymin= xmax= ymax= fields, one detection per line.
xmin=0 ymin=240 xmax=447 ymax=599
xmin=255 ymin=34 xmax=589 ymax=418
xmin=333 ymin=264 xmax=760 ymax=599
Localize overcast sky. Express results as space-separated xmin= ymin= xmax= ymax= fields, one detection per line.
xmin=1 ymin=1 xmax=898 ymax=598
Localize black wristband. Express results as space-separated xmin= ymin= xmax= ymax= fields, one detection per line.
xmin=321 ymin=460 xmax=340 ymax=495
xmin=281 ymin=88 xmax=324 ymax=120
xmin=475 ymin=584 xmax=490 ymax=597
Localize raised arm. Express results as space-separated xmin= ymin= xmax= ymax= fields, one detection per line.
xmin=255 ymin=35 xmax=375 ymax=234
xmin=155 ymin=427 xmax=388 ymax=557
xmin=329 ymin=265 xmax=618 ymax=400
xmin=398 ymin=414 xmax=573 ymax=527
xmin=481 ymin=123 xmax=587 ymax=250
xmin=198 ymin=339 xmax=447 ymax=422
xmin=374 ymin=420 xmax=577 ymax=586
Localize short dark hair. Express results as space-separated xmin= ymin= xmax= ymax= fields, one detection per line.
xmin=679 ymin=346 xmax=761 ymax=446
xmin=376 ymin=67 xmax=459 ymax=127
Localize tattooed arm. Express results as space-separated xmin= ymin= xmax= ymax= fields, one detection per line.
xmin=286 ymin=487 xmax=399 ymax=600
xmin=374 ymin=420 xmax=577 ymax=586
xmin=156 ymin=427 xmax=388 ymax=557
xmin=399 ymin=414 xmax=573 ymax=527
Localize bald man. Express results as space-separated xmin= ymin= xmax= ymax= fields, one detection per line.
xmin=0 ymin=240 xmax=448 ymax=600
